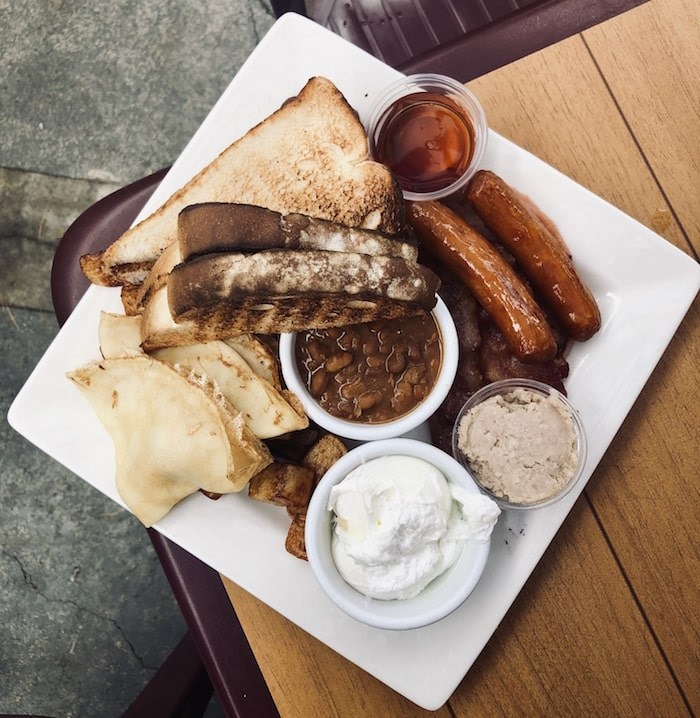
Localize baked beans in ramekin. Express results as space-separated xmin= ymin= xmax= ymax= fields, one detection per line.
xmin=279 ymin=297 xmax=458 ymax=441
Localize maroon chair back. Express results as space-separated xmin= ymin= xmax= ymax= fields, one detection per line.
xmin=51 ymin=169 xmax=169 ymax=325
xmin=270 ymin=0 xmax=648 ymax=82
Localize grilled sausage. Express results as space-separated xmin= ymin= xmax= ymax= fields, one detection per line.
xmin=406 ymin=200 xmax=557 ymax=363
xmin=467 ymin=170 xmax=601 ymax=341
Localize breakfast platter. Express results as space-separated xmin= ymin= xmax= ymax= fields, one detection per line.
xmin=8 ymin=13 xmax=700 ymax=711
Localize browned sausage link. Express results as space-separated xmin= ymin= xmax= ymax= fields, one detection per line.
xmin=406 ymin=200 xmax=557 ymax=363
xmin=467 ymin=170 xmax=601 ymax=342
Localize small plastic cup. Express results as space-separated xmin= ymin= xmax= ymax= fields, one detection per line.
xmin=451 ymin=379 xmax=588 ymax=510
xmin=367 ymin=73 xmax=488 ymax=201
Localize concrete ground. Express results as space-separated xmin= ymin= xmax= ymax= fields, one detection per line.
xmin=1 ymin=2 xmax=276 ymax=716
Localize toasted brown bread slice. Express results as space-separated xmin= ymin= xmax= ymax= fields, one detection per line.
xmin=120 ymin=284 xmax=142 ymax=315
xmin=168 ymin=250 xmax=439 ymax=320
xmin=133 ymin=241 xmax=182 ymax=312
xmin=140 ymin=285 xmax=433 ymax=350
xmin=80 ymin=77 xmax=404 ymax=287
xmin=177 ymin=203 xmax=418 ymax=262
xmin=133 ymin=205 xmax=418 ymax=315
xmin=172 ymin=294 xmax=433 ymax=338
xmin=140 ymin=288 xmax=203 ymax=351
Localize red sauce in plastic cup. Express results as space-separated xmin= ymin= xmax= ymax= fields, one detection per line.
xmin=368 ymin=74 xmax=488 ymax=201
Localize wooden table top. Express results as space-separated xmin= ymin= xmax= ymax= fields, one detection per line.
xmin=223 ymin=0 xmax=699 ymax=714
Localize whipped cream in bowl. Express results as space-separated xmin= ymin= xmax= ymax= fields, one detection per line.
xmin=305 ymin=438 xmax=500 ymax=630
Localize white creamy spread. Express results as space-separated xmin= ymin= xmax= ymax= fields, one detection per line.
xmin=456 ymin=388 xmax=579 ymax=505
xmin=328 ymin=455 xmax=500 ymax=600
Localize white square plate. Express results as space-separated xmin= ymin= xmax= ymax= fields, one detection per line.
xmin=8 ymin=13 xmax=699 ymax=711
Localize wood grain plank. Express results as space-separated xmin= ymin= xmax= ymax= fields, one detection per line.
xmin=448 ymin=500 xmax=688 ymax=716
xmin=470 ymin=6 xmax=699 ymax=710
xmin=583 ymin=298 xmax=700 ymax=710
xmin=467 ymin=33 xmax=690 ymax=256
xmin=583 ymin=0 xmax=700 ymax=252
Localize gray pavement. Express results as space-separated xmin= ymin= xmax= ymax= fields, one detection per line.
xmin=1 ymin=2 xmax=276 ymax=716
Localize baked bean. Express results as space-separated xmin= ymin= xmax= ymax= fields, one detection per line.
xmin=377 ymin=329 xmax=392 ymax=344
xmin=366 ymin=354 xmax=384 ymax=369
xmin=385 ymin=350 xmax=407 ymax=374
xmin=334 ymin=332 xmax=350 ymax=352
xmin=403 ymin=365 xmax=426 ymax=385
xmin=305 ymin=339 xmax=324 ymax=363
xmin=332 ymin=400 xmax=354 ymax=417
xmin=309 ymin=369 xmax=329 ymax=397
xmin=339 ymin=377 xmax=364 ymax=400
xmin=325 ymin=352 xmax=353 ymax=373
xmin=392 ymin=381 xmax=414 ymax=413
xmin=407 ymin=341 xmax=421 ymax=359
xmin=357 ymin=390 xmax=382 ymax=412
xmin=413 ymin=383 xmax=429 ymax=401
xmin=334 ymin=364 xmax=357 ymax=384
xmin=295 ymin=313 xmax=442 ymax=423
xmin=362 ymin=337 xmax=379 ymax=356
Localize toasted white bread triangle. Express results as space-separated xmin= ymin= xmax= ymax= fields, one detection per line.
xmin=81 ymin=76 xmax=404 ymax=287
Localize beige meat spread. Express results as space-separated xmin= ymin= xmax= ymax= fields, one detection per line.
xmin=456 ymin=388 xmax=579 ymax=505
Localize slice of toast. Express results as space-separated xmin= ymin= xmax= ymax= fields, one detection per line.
xmin=80 ymin=76 xmax=404 ymax=287
xmin=141 ymin=285 xmax=433 ymax=350
xmin=133 ymin=204 xmax=418 ymax=314
xmin=177 ymin=203 xmax=418 ymax=262
xmin=168 ymin=250 xmax=439 ymax=320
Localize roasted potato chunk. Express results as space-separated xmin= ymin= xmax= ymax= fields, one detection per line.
xmin=283 ymin=434 xmax=348 ymax=560
xmin=302 ymin=434 xmax=348 ymax=480
xmin=285 ymin=512 xmax=307 ymax=560
xmin=250 ymin=434 xmax=347 ymax=560
xmin=248 ymin=462 xmax=315 ymax=511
